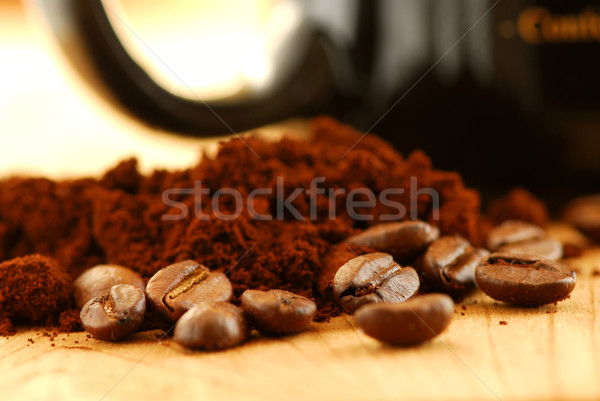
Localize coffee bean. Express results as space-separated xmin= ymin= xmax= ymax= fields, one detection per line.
xmin=241 ymin=289 xmax=317 ymax=335
xmin=318 ymin=243 xmax=376 ymax=295
xmin=80 ymin=284 xmax=146 ymax=341
xmin=475 ymin=253 xmax=576 ymax=306
xmin=73 ymin=264 xmax=145 ymax=309
xmin=564 ymin=195 xmax=600 ymax=243
xmin=422 ymin=236 xmax=489 ymax=297
xmin=346 ymin=221 xmax=440 ymax=262
xmin=497 ymin=237 xmax=563 ymax=261
xmin=333 ymin=253 xmax=419 ymax=314
xmin=146 ymin=260 xmax=233 ymax=321
xmin=487 ymin=221 xmax=546 ymax=250
xmin=355 ymin=294 xmax=454 ymax=346
xmin=173 ymin=302 xmax=246 ymax=350
xmin=487 ymin=220 xmax=562 ymax=260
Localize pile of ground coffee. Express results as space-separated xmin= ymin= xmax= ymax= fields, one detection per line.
xmin=487 ymin=188 xmax=548 ymax=227
xmin=0 ymin=117 xmax=484 ymax=330
xmin=0 ymin=254 xmax=72 ymax=334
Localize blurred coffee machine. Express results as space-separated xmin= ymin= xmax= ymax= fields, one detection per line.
xmin=30 ymin=0 xmax=600 ymax=204
xmin=351 ymin=0 xmax=600 ymax=203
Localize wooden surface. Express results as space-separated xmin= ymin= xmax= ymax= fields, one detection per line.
xmin=3 ymin=5 xmax=600 ymax=400
xmin=1 ymin=229 xmax=599 ymax=401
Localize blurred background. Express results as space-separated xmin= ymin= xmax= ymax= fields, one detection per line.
xmin=0 ymin=0 xmax=223 ymax=178
xmin=1 ymin=0 xmax=599 ymax=211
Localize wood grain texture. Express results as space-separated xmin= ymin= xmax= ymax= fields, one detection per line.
xmin=3 ymin=10 xmax=595 ymax=399
xmin=1 ymin=243 xmax=599 ymax=401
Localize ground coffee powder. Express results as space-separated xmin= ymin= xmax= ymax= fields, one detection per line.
xmin=0 ymin=254 xmax=72 ymax=334
xmin=487 ymin=188 xmax=549 ymax=227
xmin=0 ymin=117 xmax=484 ymax=329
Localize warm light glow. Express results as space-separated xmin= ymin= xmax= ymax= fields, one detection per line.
xmin=104 ymin=0 xmax=302 ymax=101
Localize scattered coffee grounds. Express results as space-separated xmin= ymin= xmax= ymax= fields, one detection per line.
xmin=487 ymin=188 xmax=549 ymax=227
xmin=57 ymin=309 xmax=82 ymax=333
xmin=0 ymin=254 xmax=71 ymax=329
xmin=0 ymin=117 xmax=484 ymax=328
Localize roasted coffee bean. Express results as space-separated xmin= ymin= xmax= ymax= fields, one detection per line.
xmin=318 ymin=243 xmax=376 ymax=295
xmin=241 ymin=289 xmax=317 ymax=335
xmin=487 ymin=221 xmax=546 ymax=250
xmin=73 ymin=264 xmax=145 ymax=309
xmin=422 ymin=236 xmax=489 ymax=297
xmin=346 ymin=221 xmax=440 ymax=262
xmin=173 ymin=302 xmax=246 ymax=350
xmin=80 ymin=284 xmax=146 ymax=341
xmin=475 ymin=253 xmax=576 ymax=306
xmin=146 ymin=260 xmax=233 ymax=321
xmin=564 ymin=195 xmax=600 ymax=243
xmin=355 ymin=294 xmax=454 ymax=346
xmin=497 ymin=237 xmax=563 ymax=261
xmin=487 ymin=220 xmax=562 ymax=260
xmin=333 ymin=253 xmax=419 ymax=314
